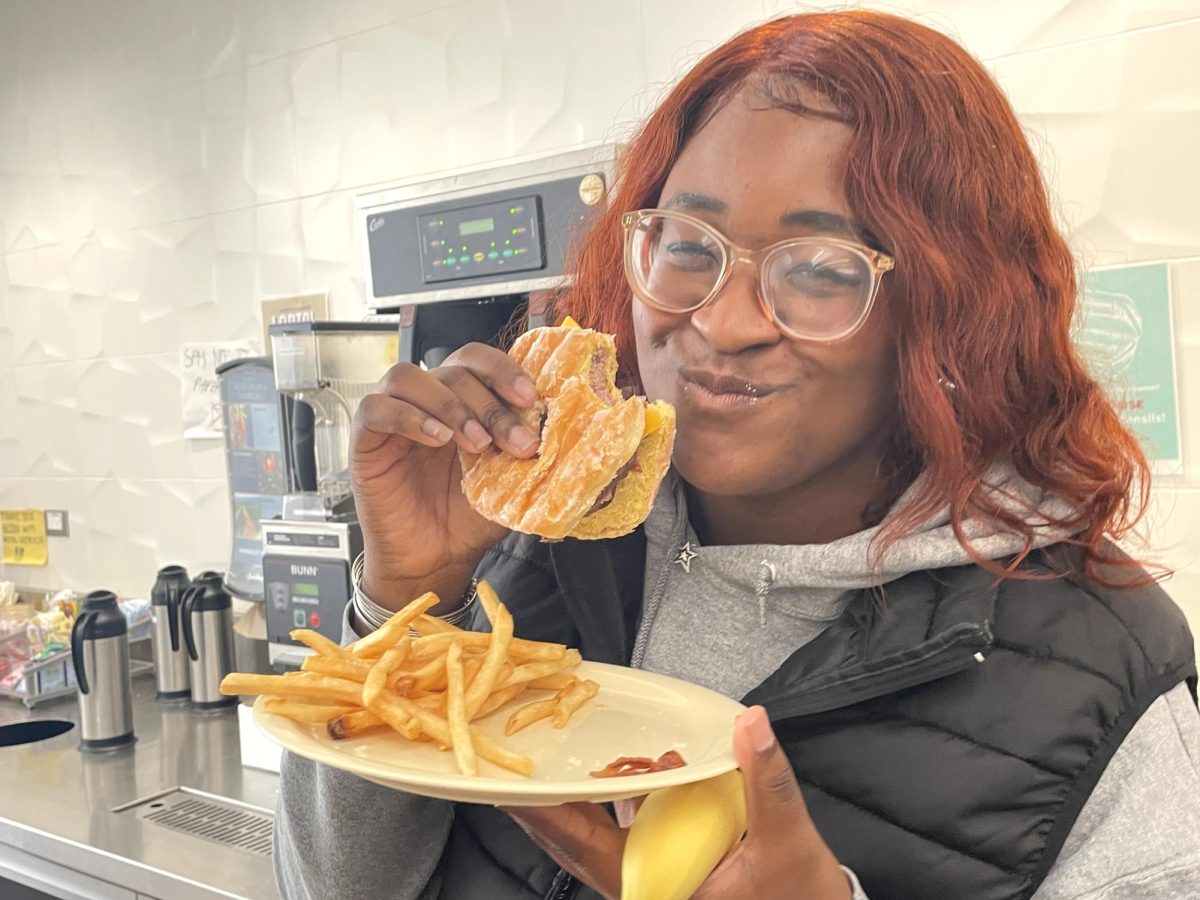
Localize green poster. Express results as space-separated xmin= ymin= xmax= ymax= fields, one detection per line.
xmin=1076 ymin=263 xmax=1182 ymax=473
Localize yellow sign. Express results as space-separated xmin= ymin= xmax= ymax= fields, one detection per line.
xmin=1 ymin=509 xmax=49 ymax=566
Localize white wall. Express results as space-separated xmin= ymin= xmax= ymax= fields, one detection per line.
xmin=1 ymin=0 xmax=1196 ymax=637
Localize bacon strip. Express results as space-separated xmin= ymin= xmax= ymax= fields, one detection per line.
xmin=588 ymin=750 xmax=687 ymax=778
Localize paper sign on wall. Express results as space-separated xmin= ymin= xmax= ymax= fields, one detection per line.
xmin=181 ymin=340 xmax=260 ymax=439
xmin=1 ymin=509 xmax=49 ymax=566
xmin=1076 ymin=263 xmax=1183 ymax=475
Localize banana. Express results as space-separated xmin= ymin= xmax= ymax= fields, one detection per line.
xmin=621 ymin=770 xmax=747 ymax=900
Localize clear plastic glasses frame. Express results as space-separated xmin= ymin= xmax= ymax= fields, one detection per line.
xmin=621 ymin=208 xmax=895 ymax=343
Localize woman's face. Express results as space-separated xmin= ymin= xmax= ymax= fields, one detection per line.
xmin=633 ymin=85 xmax=899 ymax=501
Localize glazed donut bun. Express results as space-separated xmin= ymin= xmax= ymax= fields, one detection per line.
xmin=460 ymin=319 xmax=675 ymax=540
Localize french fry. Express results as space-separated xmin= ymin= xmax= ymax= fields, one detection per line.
xmin=499 ymin=652 xmax=582 ymax=690
xmin=411 ymin=614 xmax=462 ymax=636
xmin=370 ymin=693 xmax=534 ymax=776
xmin=476 ymin=580 xmax=501 ymax=624
xmin=464 ymin=605 xmax=513 ymax=719
xmin=362 ymin=638 xmax=411 ymax=707
xmin=474 ymin=682 xmax=527 ymax=719
xmin=302 ymin=655 xmax=372 ymax=683
xmin=470 ymin=727 xmax=534 ymax=777
xmin=463 ymin=655 xmax=484 ymax=685
xmin=409 ymin=654 xmax=448 ymax=691
xmin=327 ymin=709 xmax=387 ymax=740
xmin=290 ymin=628 xmax=350 ymax=659
xmin=408 ymin=631 xmax=566 ymax=662
xmin=445 ymin=641 xmax=476 ymax=776
xmin=553 ymin=678 xmax=599 ymax=728
xmin=262 ymin=698 xmax=357 ymax=724
xmin=350 ymin=591 xmax=440 ymax=659
xmin=507 ymin=639 xmax=568 ymax=662
xmin=398 ymin=714 xmax=425 ymax=740
xmin=369 ymin=693 xmax=447 ymax=742
xmin=415 ymin=693 xmax=447 ymax=714
xmin=220 ymin=672 xmax=364 ymax=706
xmin=527 ymin=673 xmax=579 ymax=692
xmin=505 ymin=696 xmax=558 ymax=736
xmin=389 ymin=674 xmax=418 ymax=696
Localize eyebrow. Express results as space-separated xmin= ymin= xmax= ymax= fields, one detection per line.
xmin=779 ymin=208 xmax=857 ymax=236
xmin=661 ymin=191 xmax=864 ymax=240
xmin=662 ymin=191 xmax=727 ymax=214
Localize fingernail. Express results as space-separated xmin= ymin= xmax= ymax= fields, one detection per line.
xmin=421 ymin=418 xmax=453 ymax=444
xmin=745 ymin=706 xmax=776 ymax=754
xmin=513 ymin=376 xmax=539 ymax=405
xmin=463 ymin=420 xmax=492 ymax=450
xmin=509 ymin=425 xmax=538 ymax=453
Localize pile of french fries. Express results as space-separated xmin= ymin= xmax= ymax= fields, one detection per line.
xmin=219 ymin=581 xmax=599 ymax=777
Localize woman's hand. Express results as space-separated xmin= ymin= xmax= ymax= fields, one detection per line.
xmin=505 ymin=706 xmax=851 ymax=899
xmin=351 ymin=342 xmax=542 ymax=612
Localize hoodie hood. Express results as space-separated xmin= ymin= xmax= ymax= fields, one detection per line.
xmin=644 ymin=462 xmax=1078 ymax=595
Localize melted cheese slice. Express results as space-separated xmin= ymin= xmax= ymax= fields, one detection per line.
xmin=643 ymin=404 xmax=666 ymax=437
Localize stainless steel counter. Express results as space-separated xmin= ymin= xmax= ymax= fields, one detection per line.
xmin=0 ymin=674 xmax=280 ymax=899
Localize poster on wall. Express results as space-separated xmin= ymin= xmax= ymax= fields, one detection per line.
xmin=1075 ymin=262 xmax=1182 ymax=475
xmin=180 ymin=339 xmax=260 ymax=439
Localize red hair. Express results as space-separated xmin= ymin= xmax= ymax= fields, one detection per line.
xmin=558 ymin=10 xmax=1151 ymax=584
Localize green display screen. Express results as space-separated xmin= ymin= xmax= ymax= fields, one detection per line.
xmin=294 ymin=582 xmax=320 ymax=597
xmin=458 ymin=217 xmax=495 ymax=236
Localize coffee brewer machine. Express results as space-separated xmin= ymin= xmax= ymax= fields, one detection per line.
xmin=261 ymin=321 xmax=396 ymax=667
xmin=358 ymin=145 xmax=616 ymax=351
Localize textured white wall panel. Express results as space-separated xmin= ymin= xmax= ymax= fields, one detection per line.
xmin=641 ymin=1 xmax=1200 ymax=88
xmin=995 ymin=19 xmax=1200 ymax=263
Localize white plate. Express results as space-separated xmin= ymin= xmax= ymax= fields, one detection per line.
xmin=253 ymin=661 xmax=746 ymax=806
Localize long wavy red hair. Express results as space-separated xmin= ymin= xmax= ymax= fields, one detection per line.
xmin=557 ymin=10 xmax=1150 ymax=584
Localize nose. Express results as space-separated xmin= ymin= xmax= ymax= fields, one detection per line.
xmin=688 ymin=257 xmax=780 ymax=353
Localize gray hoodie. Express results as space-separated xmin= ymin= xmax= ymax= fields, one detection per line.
xmin=274 ymin=467 xmax=1200 ymax=899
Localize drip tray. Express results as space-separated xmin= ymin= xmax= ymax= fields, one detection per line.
xmin=112 ymin=787 xmax=274 ymax=857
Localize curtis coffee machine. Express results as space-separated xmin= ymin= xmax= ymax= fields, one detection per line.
xmin=359 ymin=145 xmax=616 ymax=360
xmin=224 ymin=146 xmax=615 ymax=669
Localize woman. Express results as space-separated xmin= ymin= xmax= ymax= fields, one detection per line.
xmin=276 ymin=10 xmax=1199 ymax=900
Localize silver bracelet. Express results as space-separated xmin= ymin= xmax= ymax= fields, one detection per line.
xmin=350 ymin=553 xmax=477 ymax=633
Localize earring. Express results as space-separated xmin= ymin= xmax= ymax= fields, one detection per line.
xmin=937 ymin=375 xmax=958 ymax=391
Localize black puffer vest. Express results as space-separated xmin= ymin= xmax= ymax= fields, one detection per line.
xmin=434 ymin=531 xmax=1196 ymax=900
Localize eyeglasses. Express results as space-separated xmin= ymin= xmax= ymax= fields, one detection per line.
xmin=621 ymin=209 xmax=895 ymax=343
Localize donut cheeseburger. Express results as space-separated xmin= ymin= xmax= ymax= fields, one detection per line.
xmin=460 ymin=318 xmax=676 ymax=540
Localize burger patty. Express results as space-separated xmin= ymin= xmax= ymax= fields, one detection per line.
xmin=586 ymin=455 xmax=642 ymax=516
xmin=589 ymin=350 xmax=619 ymax=404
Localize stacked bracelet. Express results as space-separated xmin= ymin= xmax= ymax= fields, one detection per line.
xmin=350 ymin=553 xmax=478 ymax=632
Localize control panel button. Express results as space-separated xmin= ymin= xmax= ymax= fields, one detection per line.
xmin=293 ymin=609 xmax=306 ymax=627
xmin=309 ymin=611 xmax=322 ymax=629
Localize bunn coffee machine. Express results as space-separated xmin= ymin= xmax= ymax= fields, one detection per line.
xmin=261 ymin=321 xmax=396 ymax=667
